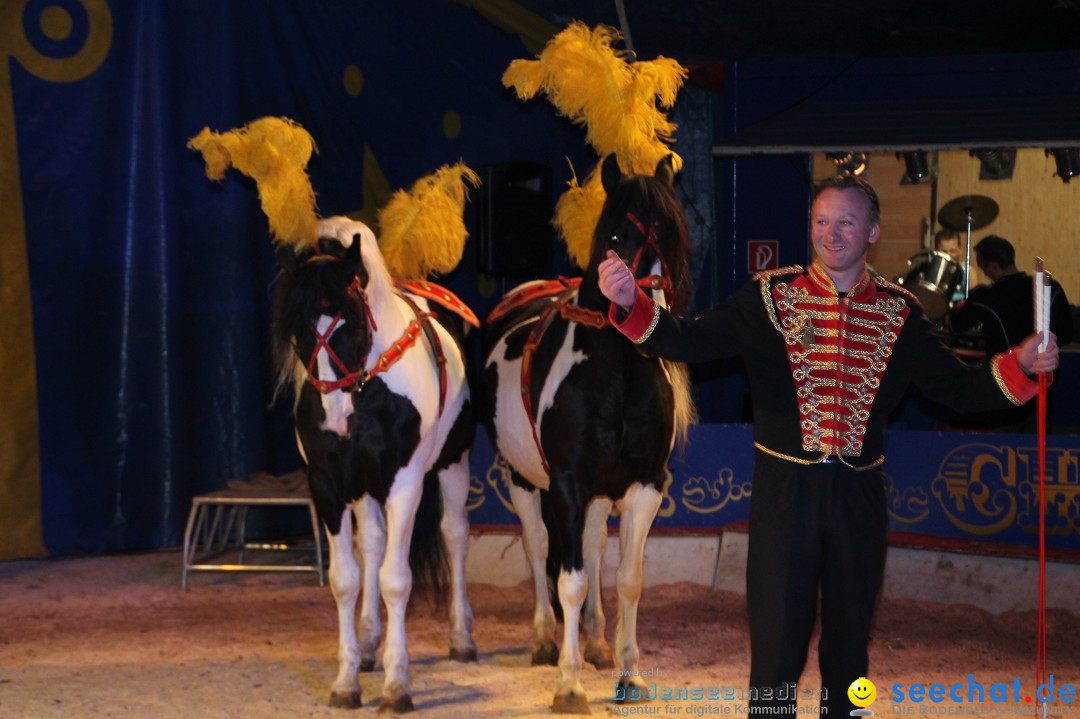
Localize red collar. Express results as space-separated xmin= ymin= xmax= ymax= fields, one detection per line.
xmin=807 ymin=261 xmax=873 ymax=300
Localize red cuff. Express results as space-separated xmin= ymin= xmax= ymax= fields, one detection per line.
xmin=991 ymin=348 xmax=1051 ymax=405
xmin=608 ymin=286 xmax=659 ymax=344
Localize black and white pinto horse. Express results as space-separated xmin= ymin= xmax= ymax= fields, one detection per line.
xmin=480 ymin=155 xmax=695 ymax=713
xmin=272 ymin=216 xmax=477 ymax=712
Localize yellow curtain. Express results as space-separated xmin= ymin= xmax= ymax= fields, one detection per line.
xmin=0 ymin=0 xmax=113 ymax=558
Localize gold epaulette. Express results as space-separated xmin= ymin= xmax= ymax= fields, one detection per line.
xmin=753 ymin=264 xmax=803 ymax=282
xmin=872 ymin=274 xmax=918 ymax=305
xmin=757 ymin=265 xmax=803 ymax=332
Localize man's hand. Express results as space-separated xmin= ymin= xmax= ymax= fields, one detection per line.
xmin=598 ymin=250 xmax=637 ymax=310
xmin=1017 ymin=332 xmax=1060 ymax=375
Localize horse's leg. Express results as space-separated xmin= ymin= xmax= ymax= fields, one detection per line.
xmin=355 ymin=494 xmax=385 ymax=672
xmin=613 ymin=482 xmax=662 ymax=699
xmin=438 ymin=455 xmax=477 ymax=662
xmin=547 ymin=474 xmax=590 ymax=714
xmin=377 ymin=475 xmax=422 ymax=714
xmin=326 ymin=505 xmax=364 ymax=709
xmin=508 ymin=479 xmax=558 ymax=666
xmin=553 ymin=560 xmax=590 ymax=714
xmin=582 ymin=496 xmax=614 ymax=670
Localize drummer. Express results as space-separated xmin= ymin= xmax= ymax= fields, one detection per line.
xmin=933 ymin=229 xmax=967 ymax=303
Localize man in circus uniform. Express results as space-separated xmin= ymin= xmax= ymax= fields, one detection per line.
xmin=597 ymin=174 xmax=1060 ymax=716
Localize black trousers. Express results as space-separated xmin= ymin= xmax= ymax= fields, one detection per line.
xmin=746 ymin=455 xmax=888 ymax=716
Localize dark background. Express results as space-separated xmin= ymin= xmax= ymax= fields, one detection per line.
xmin=8 ymin=0 xmax=1079 ymax=556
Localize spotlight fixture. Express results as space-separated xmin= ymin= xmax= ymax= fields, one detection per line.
xmin=896 ymin=150 xmax=931 ymax=184
xmin=826 ymin=151 xmax=869 ymax=177
xmin=1046 ymin=148 xmax=1080 ymax=183
xmin=970 ymin=148 xmax=1016 ymax=180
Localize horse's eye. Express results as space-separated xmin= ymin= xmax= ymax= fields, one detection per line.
xmin=610 ymin=234 xmax=620 ymax=244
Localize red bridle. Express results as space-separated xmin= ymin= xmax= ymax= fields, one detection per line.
xmin=304 ymin=277 xmax=424 ymax=395
xmin=624 ymin=212 xmax=672 ymax=305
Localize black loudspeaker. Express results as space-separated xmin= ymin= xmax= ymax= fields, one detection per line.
xmin=477 ymin=162 xmax=553 ymax=276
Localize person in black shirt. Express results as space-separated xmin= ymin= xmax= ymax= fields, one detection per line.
xmin=947 ymin=234 xmax=1072 ymax=431
xmin=950 ymin=234 xmax=1073 ymax=356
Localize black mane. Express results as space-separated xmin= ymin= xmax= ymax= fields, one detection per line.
xmin=270 ymin=236 xmax=370 ymax=391
xmin=588 ymin=155 xmax=693 ymax=315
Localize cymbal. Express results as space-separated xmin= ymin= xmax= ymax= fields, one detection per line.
xmin=937 ymin=195 xmax=999 ymax=232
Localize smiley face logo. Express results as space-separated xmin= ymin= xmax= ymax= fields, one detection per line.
xmin=848 ymin=677 xmax=876 ymax=708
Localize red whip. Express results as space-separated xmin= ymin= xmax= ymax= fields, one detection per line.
xmin=1033 ymin=259 xmax=1050 ymax=710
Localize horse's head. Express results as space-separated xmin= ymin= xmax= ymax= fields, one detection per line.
xmin=590 ymin=154 xmax=692 ymax=314
xmin=271 ymin=225 xmax=374 ymax=395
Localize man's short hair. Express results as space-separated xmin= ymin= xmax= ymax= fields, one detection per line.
xmin=814 ymin=175 xmax=880 ymax=226
xmin=974 ymin=234 xmax=1015 ymax=267
xmin=934 ymin=230 xmax=960 ymax=247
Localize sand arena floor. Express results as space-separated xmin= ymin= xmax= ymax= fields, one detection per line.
xmin=1 ymin=548 xmax=1078 ymax=718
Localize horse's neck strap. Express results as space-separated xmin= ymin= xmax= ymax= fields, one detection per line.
xmin=365 ymin=316 xmax=425 ymax=384
xmin=559 ymin=303 xmax=607 ymax=328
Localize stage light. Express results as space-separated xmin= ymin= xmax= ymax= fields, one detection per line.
xmin=970 ymin=149 xmax=1016 ymax=180
xmin=1046 ymin=148 xmax=1080 ymax=183
xmin=896 ymin=150 xmax=931 ymax=184
xmin=826 ymin=152 xmax=869 ymax=177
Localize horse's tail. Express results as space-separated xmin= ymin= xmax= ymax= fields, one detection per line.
xmin=409 ymin=471 xmax=449 ymax=603
xmin=664 ymin=359 xmax=697 ymax=450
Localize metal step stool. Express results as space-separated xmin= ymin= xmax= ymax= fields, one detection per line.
xmin=181 ymin=482 xmax=325 ymax=589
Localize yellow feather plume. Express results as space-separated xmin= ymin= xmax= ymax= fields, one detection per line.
xmin=555 ymin=166 xmax=606 ymax=269
xmin=187 ymin=117 xmax=318 ymax=248
xmin=502 ymin=22 xmax=687 ymax=267
xmin=377 ymin=163 xmax=480 ymax=280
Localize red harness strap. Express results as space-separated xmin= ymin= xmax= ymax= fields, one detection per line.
xmin=487 ymin=277 xmax=583 ymax=324
xmin=507 ymin=213 xmax=673 ymax=475
xmin=395 ymin=279 xmax=480 ymax=328
xmin=400 ymin=293 xmax=449 ymax=416
xmin=520 ymin=287 xmax=576 ymax=476
xmin=306 ymin=314 xmax=426 ymax=395
xmin=305 ymin=282 xmax=445 ymax=413
xmin=517 ymin=290 xmax=610 ymax=475
xmin=306 ymin=314 xmax=362 ymax=394
xmin=626 ymin=212 xmax=672 ymax=306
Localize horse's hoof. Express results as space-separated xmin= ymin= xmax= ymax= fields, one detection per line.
xmin=615 ymin=680 xmax=651 ymax=703
xmin=329 ymin=690 xmax=362 ymax=709
xmin=531 ymin=641 xmax=559 ymax=666
xmin=377 ymin=694 xmax=414 ymax=714
xmin=583 ymin=643 xmax=614 ymax=670
xmin=552 ymin=689 xmax=591 ymax=714
xmin=359 ymin=659 xmax=376 ymax=673
xmin=449 ymin=647 xmax=478 ymax=662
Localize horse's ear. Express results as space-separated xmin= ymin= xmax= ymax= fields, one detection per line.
xmin=344 ymin=232 xmax=363 ymax=271
xmin=600 ymin=154 xmax=623 ymax=194
xmin=654 ymin=154 xmax=676 ymax=188
xmin=276 ymin=244 xmax=299 ymax=274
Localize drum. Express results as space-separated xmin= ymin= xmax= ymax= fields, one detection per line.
xmin=898 ymin=250 xmax=961 ymax=321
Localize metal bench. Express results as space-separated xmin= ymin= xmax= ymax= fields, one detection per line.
xmin=180 ymin=482 xmax=325 ymax=589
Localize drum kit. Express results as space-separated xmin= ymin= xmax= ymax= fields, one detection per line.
xmin=898 ymin=194 xmax=999 ymax=322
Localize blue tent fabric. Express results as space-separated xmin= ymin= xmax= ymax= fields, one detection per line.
xmin=12 ymin=1 xmax=594 ymax=556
